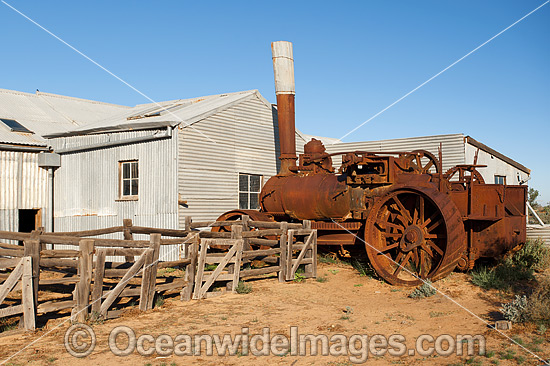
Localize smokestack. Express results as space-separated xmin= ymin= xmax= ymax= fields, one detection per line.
xmin=271 ymin=41 xmax=297 ymax=175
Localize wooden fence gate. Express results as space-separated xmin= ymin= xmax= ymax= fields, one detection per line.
xmin=0 ymin=257 xmax=35 ymax=330
xmin=193 ymin=238 xmax=243 ymax=300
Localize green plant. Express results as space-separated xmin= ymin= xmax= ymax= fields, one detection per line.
xmin=501 ymin=295 xmax=528 ymax=323
xmin=509 ymin=239 xmax=550 ymax=272
xmin=523 ymin=276 xmax=550 ymax=326
xmin=471 ymin=262 xmax=533 ymax=291
xmin=537 ymin=323 xmax=547 ymax=335
xmin=329 ymin=269 xmax=339 ymax=275
xmin=205 ymin=264 xmax=218 ymax=271
xmin=154 ymin=294 xmax=165 ymax=308
xmin=500 ymin=277 xmax=550 ymax=326
xmin=294 ymin=273 xmax=306 ymax=282
xmin=484 ymin=350 xmax=495 ymax=358
xmin=498 ymin=349 xmax=516 ymax=360
xmin=409 ymin=280 xmax=436 ymax=299
xmin=316 ymin=275 xmax=328 ymax=283
xmin=236 ymin=281 xmax=252 ymax=294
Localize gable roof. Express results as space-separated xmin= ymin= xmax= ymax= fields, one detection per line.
xmin=45 ymin=90 xmax=269 ymax=137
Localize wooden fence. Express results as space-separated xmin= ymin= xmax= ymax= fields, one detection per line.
xmin=0 ymin=216 xmax=317 ymax=332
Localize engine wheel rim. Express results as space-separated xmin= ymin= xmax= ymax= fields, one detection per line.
xmin=365 ymin=188 xmax=464 ymax=286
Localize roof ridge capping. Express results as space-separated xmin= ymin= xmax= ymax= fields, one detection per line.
xmin=132 ymin=89 xmax=259 ymax=108
xmin=35 ymin=90 xmax=131 ymax=108
xmin=465 ymin=135 xmax=530 ymax=174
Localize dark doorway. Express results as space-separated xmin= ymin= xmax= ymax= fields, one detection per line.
xmin=18 ymin=209 xmax=40 ymax=233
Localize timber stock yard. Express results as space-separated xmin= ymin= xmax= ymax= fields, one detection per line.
xmin=0 ymin=1 xmax=548 ymax=365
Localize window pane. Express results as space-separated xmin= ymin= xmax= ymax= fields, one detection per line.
xmin=239 ymin=174 xmax=248 ymax=192
xmin=131 ymin=179 xmax=138 ymax=196
xmin=250 ymin=175 xmax=261 ymax=192
xmin=239 ymin=193 xmax=248 ymax=209
xmin=123 ymin=180 xmax=130 ymax=196
xmin=250 ymin=193 xmax=259 ymax=209
xmin=131 ymin=162 xmax=138 ymax=178
xmin=123 ymin=163 xmax=130 ymax=179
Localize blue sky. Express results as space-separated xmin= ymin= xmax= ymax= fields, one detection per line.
xmin=2 ymin=1 xmax=549 ymax=203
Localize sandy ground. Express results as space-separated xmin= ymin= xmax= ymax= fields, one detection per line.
xmin=0 ymin=261 xmax=548 ymax=366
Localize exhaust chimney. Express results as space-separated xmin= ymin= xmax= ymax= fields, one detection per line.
xmin=272 ymin=41 xmax=297 ymax=175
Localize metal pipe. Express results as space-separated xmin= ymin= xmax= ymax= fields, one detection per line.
xmin=56 ymin=127 xmax=173 ymax=155
xmin=272 ymin=41 xmax=297 ymax=175
xmin=0 ymin=144 xmax=49 ymax=152
xmin=47 ymin=167 xmax=54 ymax=233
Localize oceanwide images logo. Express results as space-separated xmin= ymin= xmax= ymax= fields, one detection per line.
xmin=65 ymin=324 xmax=486 ymax=363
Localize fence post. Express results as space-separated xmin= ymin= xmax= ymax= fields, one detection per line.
xmin=279 ymin=222 xmax=288 ymax=282
xmin=181 ymin=234 xmax=199 ymax=301
xmin=286 ymin=229 xmax=295 ymax=281
xmin=74 ymin=239 xmax=94 ymax=323
xmin=145 ymin=234 xmax=160 ymax=310
xmin=227 ymin=225 xmax=243 ymax=291
xmin=91 ymin=249 xmax=106 ymax=318
xmin=184 ymin=216 xmax=192 ymax=232
xmin=23 ymin=234 xmax=40 ymax=313
xmin=123 ymin=219 xmax=135 ymax=263
xmin=305 ymin=230 xmax=317 ymax=278
xmin=21 ymin=257 xmax=35 ymax=331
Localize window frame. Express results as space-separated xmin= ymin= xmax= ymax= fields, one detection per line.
xmin=118 ymin=160 xmax=139 ymax=201
xmin=238 ymin=173 xmax=263 ymax=210
xmin=494 ymin=175 xmax=506 ymax=185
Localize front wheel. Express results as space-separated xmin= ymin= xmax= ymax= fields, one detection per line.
xmin=364 ymin=187 xmax=465 ymax=286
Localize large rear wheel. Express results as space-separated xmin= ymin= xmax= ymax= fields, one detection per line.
xmin=364 ymin=187 xmax=465 ymax=286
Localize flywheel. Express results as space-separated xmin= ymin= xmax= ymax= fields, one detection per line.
xmin=364 ymin=187 xmax=466 ymax=286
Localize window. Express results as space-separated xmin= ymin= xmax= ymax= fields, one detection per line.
xmin=239 ymin=173 xmax=262 ymax=209
xmin=0 ymin=118 xmax=33 ymax=134
xmin=494 ymin=175 xmax=506 ymax=185
xmin=119 ymin=160 xmax=139 ymax=199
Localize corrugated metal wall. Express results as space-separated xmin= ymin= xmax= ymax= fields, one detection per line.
xmin=324 ymin=133 xmax=466 ymax=172
xmin=178 ymin=94 xmax=279 ymax=224
xmin=527 ymin=225 xmax=550 ymax=246
xmin=49 ymin=130 xmax=180 ymax=260
xmin=0 ymin=150 xmax=48 ymax=234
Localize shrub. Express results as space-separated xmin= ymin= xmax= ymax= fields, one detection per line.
xmin=500 ymin=277 xmax=550 ymax=326
xmin=236 ymin=281 xmax=252 ymax=294
xmin=523 ymin=277 xmax=550 ymax=326
xmin=471 ymin=262 xmax=533 ymax=291
xmin=501 ymin=295 xmax=528 ymax=323
xmin=154 ymin=294 xmax=165 ymax=308
xmin=316 ymin=275 xmax=328 ymax=283
xmin=510 ymin=239 xmax=550 ymax=272
xmin=409 ymin=280 xmax=436 ymax=298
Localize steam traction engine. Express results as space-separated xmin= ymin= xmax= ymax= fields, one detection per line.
xmin=217 ymin=41 xmax=527 ymax=286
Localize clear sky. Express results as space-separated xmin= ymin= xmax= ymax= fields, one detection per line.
xmin=2 ymin=1 xmax=549 ymax=203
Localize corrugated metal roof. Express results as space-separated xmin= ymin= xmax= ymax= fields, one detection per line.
xmin=0 ymin=88 xmax=128 ymax=144
xmin=47 ymin=90 xmax=263 ymax=137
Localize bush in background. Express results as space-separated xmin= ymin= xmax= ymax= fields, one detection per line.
xmin=509 ymin=239 xmax=550 ymax=272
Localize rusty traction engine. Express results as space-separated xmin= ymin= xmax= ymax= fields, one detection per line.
xmin=217 ymin=41 xmax=527 ymax=286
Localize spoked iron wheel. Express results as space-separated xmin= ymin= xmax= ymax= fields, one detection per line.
xmin=404 ymin=150 xmax=440 ymax=174
xmin=365 ymin=188 xmax=465 ymax=286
